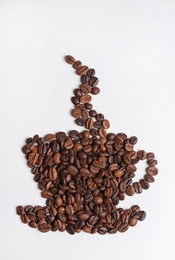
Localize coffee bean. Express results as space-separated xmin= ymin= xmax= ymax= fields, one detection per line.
xmin=93 ymin=196 xmax=103 ymax=204
xmin=73 ymin=60 xmax=82 ymax=69
xmin=38 ymin=223 xmax=51 ymax=232
xmin=91 ymin=87 xmax=100 ymax=95
xmin=118 ymin=223 xmax=129 ymax=233
xmin=137 ymin=150 xmax=146 ymax=160
xmin=87 ymin=68 xmax=95 ymax=77
xmin=53 ymin=153 xmax=61 ymax=164
xmin=129 ymin=218 xmax=138 ymax=227
xmin=28 ymin=221 xmax=38 ymax=228
xmin=44 ymin=134 xmax=55 ymax=142
xmin=89 ymin=77 xmax=99 ymax=87
xmin=138 ymin=211 xmax=146 ymax=221
xmin=77 ymin=66 xmax=89 ymax=76
xmin=85 ymin=118 xmax=94 ymax=130
xmin=126 ymin=186 xmax=135 ymax=196
xmin=133 ymin=182 xmax=142 ymax=194
xmin=84 ymin=103 xmax=93 ymax=110
xmin=81 ymin=75 xmax=90 ymax=84
xmin=75 ymin=118 xmax=86 ymax=126
xmin=65 ymin=55 xmax=75 ymax=64
xmin=146 ymin=166 xmax=158 ymax=176
xmin=21 ymin=214 xmax=29 ymax=224
xmin=140 ymin=179 xmax=149 ymax=190
xmin=80 ymin=84 xmax=91 ymax=94
xmin=102 ymin=119 xmax=110 ymax=129
xmin=80 ymin=94 xmax=92 ymax=103
xmin=16 ymin=206 xmax=25 ymax=215
xmin=144 ymin=173 xmax=155 ymax=183
xmin=71 ymin=108 xmax=81 ymax=118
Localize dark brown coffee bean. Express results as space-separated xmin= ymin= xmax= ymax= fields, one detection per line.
xmin=89 ymin=77 xmax=99 ymax=87
xmin=65 ymin=55 xmax=75 ymax=64
xmin=133 ymin=182 xmax=142 ymax=194
xmin=28 ymin=153 xmax=38 ymax=165
xmin=118 ymin=223 xmax=129 ymax=233
xmin=146 ymin=152 xmax=155 ymax=160
xmin=147 ymin=159 xmax=158 ymax=167
xmin=91 ymin=87 xmax=100 ymax=95
xmin=82 ymin=225 xmax=91 ymax=233
xmin=84 ymin=103 xmax=93 ymax=110
xmin=146 ymin=166 xmax=158 ymax=176
xmin=73 ymin=60 xmax=82 ymax=69
xmin=16 ymin=206 xmax=25 ymax=215
xmin=75 ymin=118 xmax=86 ymax=126
xmin=129 ymin=136 xmax=138 ymax=144
xmin=144 ymin=173 xmax=155 ymax=183
xmin=44 ymin=134 xmax=55 ymax=142
xmin=66 ymin=225 xmax=75 ymax=235
xmin=28 ymin=221 xmax=38 ymax=228
xmin=21 ymin=214 xmax=29 ymax=224
xmin=77 ymin=66 xmax=89 ymax=76
xmin=81 ymin=75 xmax=90 ymax=84
xmin=119 ymin=181 xmax=126 ymax=193
xmin=138 ymin=211 xmax=146 ymax=221
xmin=87 ymin=68 xmax=95 ymax=77
xmin=98 ymin=226 xmax=108 ymax=235
xmin=96 ymin=113 xmax=104 ymax=121
xmin=38 ymin=223 xmax=51 ymax=232
xmin=126 ymin=186 xmax=135 ymax=196
xmin=55 ymin=131 xmax=66 ymax=141
xmin=137 ymin=150 xmax=146 ymax=160
xmin=140 ymin=179 xmax=150 ymax=190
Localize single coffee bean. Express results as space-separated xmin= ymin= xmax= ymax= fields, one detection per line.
xmin=66 ymin=225 xmax=75 ymax=235
xmin=77 ymin=66 xmax=89 ymax=76
xmin=129 ymin=218 xmax=138 ymax=227
xmin=146 ymin=166 xmax=158 ymax=176
xmin=140 ymin=179 xmax=149 ymax=190
xmin=102 ymin=119 xmax=110 ymax=129
xmin=138 ymin=211 xmax=146 ymax=221
xmin=73 ymin=60 xmax=82 ymax=69
xmin=16 ymin=206 xmax=25 ymax=215
xmin=137 ymin=150 xmax=146 ymax=160
xmin=71 ymin=108 xmax=81 ymax=118
xmin=89 ymin=77 xmax=99 ymax=87
xmin=144 ymin=173 xmax=155 ymax=183
xmin=91 ymin=87 xmax=100 ymax=95
xmin=44 ymin=134 xmax=55 ymax=142
xmin=93 ymin=196 xmax=103 ymax=204
xmin=87 ymin=68 xmax=95 ymax=77
xmin=65 ymin=55 xmax=75 ymax=64
xmin=133 ymin=182 xmax=142 ymax=194
xmin=38 ymin=223 xmax=51 ymax=232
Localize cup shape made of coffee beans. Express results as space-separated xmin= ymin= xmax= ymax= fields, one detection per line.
xmin=17 ymin=55 xmax=158 ymax=234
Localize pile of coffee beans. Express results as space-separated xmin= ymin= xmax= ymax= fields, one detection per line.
xmin=17 ymin=55 xmax=158 ymax=234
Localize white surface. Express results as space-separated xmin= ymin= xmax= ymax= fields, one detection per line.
xmin=0 ymin=0 xmax=175 ymax=259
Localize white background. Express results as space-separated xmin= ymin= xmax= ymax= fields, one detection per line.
xmin=0 ymin=0 xmax=175 ymax=259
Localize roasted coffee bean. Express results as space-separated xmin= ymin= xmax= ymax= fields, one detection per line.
xmin=66 ymin=55 xmax=75 ymax=64
xmin=81 ymin=75 xmax=90 ymax=84
xmin=87 ymin=68 xmax=95 ymax=77
xmin=129 ymin=218 xmax=138 ymax=227
xmin=16 ymin=206 xmax=25 ymax=215
xmin=21 ymin=214 xmax=29 ymax=224
xmin=44 ymin=134 xmax=55 ymax=142
xmin=91 ymin=87 xmax=100 ymax=95
xmin=144 ymin=173 xmax=155 ymax=183
xmin=133 ymin=182 xmax=142 ymax=194
xmin=138 ymin=211 xmax=146 ymax=221
xmin=77 ymin=66 xmax=89 ymax=76
xmin=75 ymin=118 xmax=86 ymax=126
xmin=140 ymin=179 xmax=149 ymax=190
xmin=71 ymin=108 xmax=81 ymax=118
xmin=66 ymin=225 xmax=75 ymax=235
xmin=80 ymin=84 xmax=91 ymax=94
xmin=146 ymin=166 xmax=158 ymax=176
xmin=93 ymin=196 xmax=103 ymax=204
xmin=73 ymin=60 xmax=82 ymax=69
xmin=137 ymin=150 xmax=146 ymax=160
xmin=102 ymin=119 xmax=110 ymax=129
xmin=89 ymin=77 xmax=99 ymax=87
xmin=129 ymin=136 xmax=138 ymax=145
xmin=38 ymin=223 xmax=51 ymax=233
xmin=28 ymin=221 xmax=38 ymax=228
xmin=118 ymin=223 xmax=129 ymax=233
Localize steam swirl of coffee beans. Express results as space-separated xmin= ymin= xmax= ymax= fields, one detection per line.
xmin=17 ymin=55 xmax=158 ymax=234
